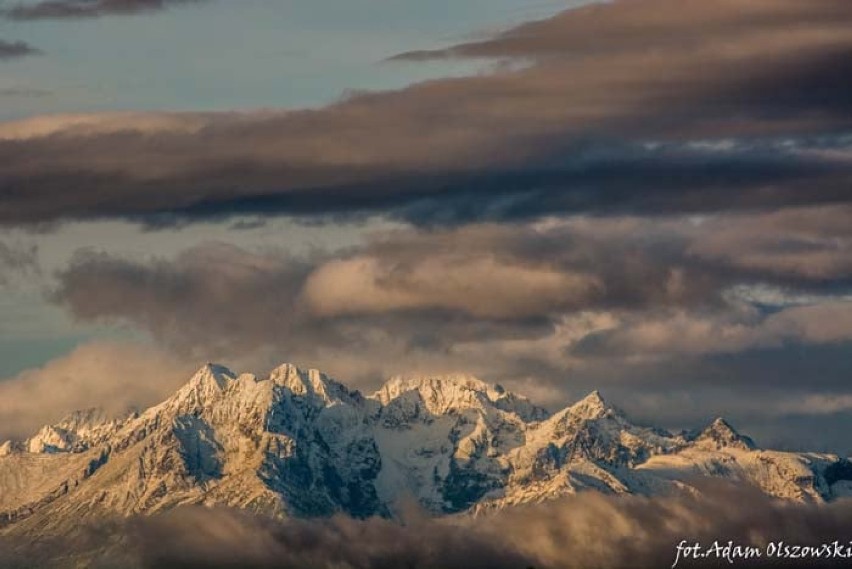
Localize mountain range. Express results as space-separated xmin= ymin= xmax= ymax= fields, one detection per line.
xmin=2 ymin=363 xmax=851 ymax=538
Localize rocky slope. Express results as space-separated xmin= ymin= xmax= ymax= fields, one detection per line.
xmin=2 ymin=363 xmax=850 ymax=536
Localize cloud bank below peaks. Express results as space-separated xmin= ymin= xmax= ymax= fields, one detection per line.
xmin=6 ymin=483 xmax=852 ymax=568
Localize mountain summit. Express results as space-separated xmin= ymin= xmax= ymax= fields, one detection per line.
xmin=1 ymin=363 xmax=850 ymax=535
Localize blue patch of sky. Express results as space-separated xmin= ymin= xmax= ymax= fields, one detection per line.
xmin=0 ymin=0 xmax=592 ymax=121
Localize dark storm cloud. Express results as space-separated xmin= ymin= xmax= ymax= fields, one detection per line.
xmin=6 ymin=484 xmax=852 ymax=568
xmin=2 ymin=0 xmax=203 ymax=20
xmin=0 ymin=0 xmax=851 ymax=226
xmin=4 ymin=139 xmax=849 ymax=228
xmin=0 ymin=39 xmax=40 ymax=59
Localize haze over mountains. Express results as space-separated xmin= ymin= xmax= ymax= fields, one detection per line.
xmin=2 ymin=362 xmax=851 ymax=540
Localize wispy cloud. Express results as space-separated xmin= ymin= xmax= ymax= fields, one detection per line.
xmin=0 ymin=39 xmax=41 ymax=60
xmin=2 ymin=0 xmax=203 ymax=20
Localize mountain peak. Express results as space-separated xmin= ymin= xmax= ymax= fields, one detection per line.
xmin=23 ymin=407 xmax=122 ymax=454
xmin=374 ymin=373 xmax=548 ymax=421
xmin=696 ymin=417 xmax=756 ymax=450
xmin=171 ymin=363 xmax=236 ymax=409
xmin=268 ymin=362 xmax=354 ymax=404
xmin=378 ymin=373 xmax=489 ymax=394
xmin=56 ymin=407 xmax=109 ymax=430
xmin=710 ymin=417 xmax=731 ymax=429
xmin=584 ymin=389 xmax=606 ymax=405
xmin=192 ymin=363 xmax=235 ymax=388
xmin=567 ymin=390 xmax=611 ymax=420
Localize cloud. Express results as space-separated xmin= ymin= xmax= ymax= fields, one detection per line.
xmin=298 ymin=205 xmax=852 ymax=323
xmin=0 ymin=39 xmax=41 ymax=60
xmin=0 ymin=0 xmax=849 ymax=226
xmin=394 ymin=0 xmax=852 ymax=62
xmin=3 ymin=0 xmax=203 ymax=20
xmin=6 ymin=483 xmax=852 ymax=568
xmin=0 ymin=112 xmax=212 ymax=141
xmin=0 ymin=341 xmax=196 ymax=441
xmin=571 ymin=303 xmax=852 ymax=358
xmin=45 ymin=206 xmax=852 ymax=416
xmin=52 ymin=242 xmax=318 ymax=356
xmin=50 ymin=207 xmax=852 ymax=348
xmin=304 ymin=255 xmax=602 ymax=319
xmin=0 ymin=240 xmax=38 ymax=285
xmin=686 ymin=204 xmax=852 ymax=285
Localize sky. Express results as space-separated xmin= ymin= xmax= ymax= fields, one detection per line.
xmin=0 ymin=0 xmax=572 ymax=119
xmin=0 ymin=0 xmax=851 ymax=455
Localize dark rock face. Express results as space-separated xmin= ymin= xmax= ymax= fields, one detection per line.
xmin=823 ymin=459 xmax=852 ymax=486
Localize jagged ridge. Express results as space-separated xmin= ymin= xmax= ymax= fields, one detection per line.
xmin=2 ymin=363 xmax=851 ymax=536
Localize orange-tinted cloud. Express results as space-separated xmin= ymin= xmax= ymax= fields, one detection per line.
xmin=0 ymin=341 xmax=195 ymax=440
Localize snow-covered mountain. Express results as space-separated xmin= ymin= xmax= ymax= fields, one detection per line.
xmin=2 ymin=363 xmax=851 ymax=536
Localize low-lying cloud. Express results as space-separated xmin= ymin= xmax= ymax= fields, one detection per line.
xmin=4 ymin=483 xmax=852 ymax=568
